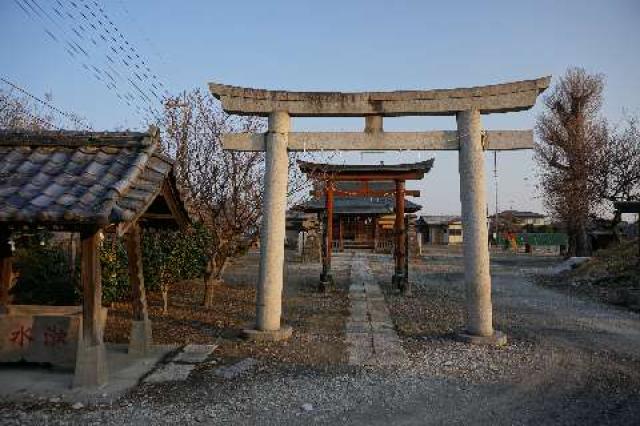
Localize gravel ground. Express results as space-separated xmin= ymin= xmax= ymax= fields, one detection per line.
xmin=1 ymin=251 xmax=639 ymax=425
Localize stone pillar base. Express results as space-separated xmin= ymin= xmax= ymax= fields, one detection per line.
xmin=457 ymin=330 xmax=507 ymax=346
xmin=319 ymin=273 xmax=334 ymax=292
xmin=73 ymin=343 xmax=108 ymax=388
xmin=392 ymin=273 xmax=406 ymax=290
xmin=242 ymin=325 xmax=293 ymax=342
xmin=400 ymin=282 xmax=413 ymax=296
xmin=128 ymin=320 xmax=153 ymax=356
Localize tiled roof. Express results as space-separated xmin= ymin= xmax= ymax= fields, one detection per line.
xmin=0 ymin=130 xmax=175 ymax=227
xmin=298 ymin=159 xmax=434 ymax=174
xmin=296 ymin=196 xmax=421 ymax=214
xmin=492 ymin=210 xmax=545 ymax=218
xmin=418 ymin=215 xmax=461 ymax=225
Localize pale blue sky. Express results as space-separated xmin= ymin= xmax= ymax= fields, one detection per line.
xmin=1 ymin=1 xmax=639 ymax=215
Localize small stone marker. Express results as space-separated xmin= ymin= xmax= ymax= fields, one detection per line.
xmin=173 ymin=344 xmax=217 ymax=364
xmin=214 ymin=358 xmax=257 ymax=379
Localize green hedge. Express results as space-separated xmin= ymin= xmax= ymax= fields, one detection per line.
xmin=497 ymin=233 xmax=568 ymax=247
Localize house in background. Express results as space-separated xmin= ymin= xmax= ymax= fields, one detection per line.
xmin=489 ymin=210 xmax=548 ymax=233
xmin=417 ymin=215 xmax=463 ymax=245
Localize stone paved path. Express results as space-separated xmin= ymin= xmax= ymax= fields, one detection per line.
xmin=345 ymin=254 xmax=406 ymax=366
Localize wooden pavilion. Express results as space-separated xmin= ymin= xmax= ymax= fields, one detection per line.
xmin=0 ymin=128 xmax=189 ymax=387
xmin=298 ymin=159 xmax=433 ymax=292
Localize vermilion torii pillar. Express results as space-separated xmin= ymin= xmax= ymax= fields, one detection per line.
xmin=320 ymin=179 xmax=334 ymax=290
xmin=394 ymin=179 xmax=406 ymax=289
xmin=210 ymin=76 xmax=549 ymax=344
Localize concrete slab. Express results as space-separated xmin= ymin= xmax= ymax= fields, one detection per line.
xmin=0 ymin=343 xmax=176 ymax=405
xmin=345 ymin=322 xmax=371 ymax=333
xmin=349 ymin=284 xmax=365 ymax=293
xmin=172 ymin=344 xmax=218 ymax=364
xmin=144 ymin=363 xmax=194 ymax=383
xmin=350 ymin=301 xmax=368 ymax=314
xmin=349 ymin=292 xmax=366 ymax=300
xmin=369 ymin=321 xmax=396 ymax=333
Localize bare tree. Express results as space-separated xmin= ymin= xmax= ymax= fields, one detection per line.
xmin=535 ymin=68 xmax=609 ymax=257
xmin=0 ymin=88 xmax=89 ymax=131
xmin=598 ymin=116 xmax=640 ymax=204
xmin=162 ymin=89 xmax=307 ymax=307
xmin=0 ymin=88 xmax=56 ymax=130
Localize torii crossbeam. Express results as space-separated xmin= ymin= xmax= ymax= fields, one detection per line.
xmin=210 ymin=76 xmax=550 ymax=345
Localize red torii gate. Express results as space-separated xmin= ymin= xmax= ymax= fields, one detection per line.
xmin=298 ymin=160 xmax=433 ymax=292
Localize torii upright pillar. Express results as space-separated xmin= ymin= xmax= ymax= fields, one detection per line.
xmin=457 ymin=109 xmax=505 ymax=344
xmin=246 ymin=111 xmax=293 ymax=341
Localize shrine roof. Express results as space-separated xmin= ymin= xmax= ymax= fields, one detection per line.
xmin=0 ymin=129 xmax=189 ymax=229
xmin=298 ymin=159 xmax=434 ymax=179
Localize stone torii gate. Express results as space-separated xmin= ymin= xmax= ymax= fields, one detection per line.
xmin=209 ymin=76 xmax=550 ymax=344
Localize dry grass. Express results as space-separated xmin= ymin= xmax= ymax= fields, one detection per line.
xmin=104 ymin=258 xmax=351 ymax=366
xmin=537 ymin=239 xmax=640 ymax=312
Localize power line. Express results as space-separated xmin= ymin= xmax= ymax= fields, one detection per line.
xmin=55 ymin=0 xmax=158 ymax=113
xmin=74 ymin=0 xmax=168 ymax=107
xmin=14 ymin=0 xmax=146 ymax=115
xmin=13 ymin=0 xmax=168 ymax=123
xmin=0 ymin=76 xmax=90 ymax=130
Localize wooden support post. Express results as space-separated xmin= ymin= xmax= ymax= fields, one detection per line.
xmin=339 ymin=216 xmax=344 ymax=252
xmin=0 ymin=227 xmax=13 ymax=313
xmin=125 ymin=222 xmax=152 ymax=355
xmin=320 ymin=179 xmax=334 ymax=290
xmin=393 ymin=180 xmax=406 ymax=290
xmin=80 ymin=228 xmax=102 ymax=346
xmin=74 ymin=227 xmax=108 ymax=387
xmin=373 ymin=216 xmax=379 ymax=252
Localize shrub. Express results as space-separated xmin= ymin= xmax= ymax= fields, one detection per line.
xmin=11 ymin=246 xmax=79 ymax=305
xmin=100 ymin=234 xmax=130 ymax=304
xmin=99 ymin=226 xmax=209 ymax=303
